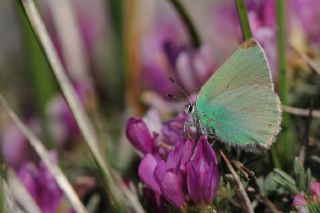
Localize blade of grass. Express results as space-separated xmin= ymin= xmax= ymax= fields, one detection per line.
xmin=169 ymin=0 xmax=201 ymax=48
xmin=0 ymin=95 xmax=87 ymax=213
xmin=276 ymin=0 xmax=291 ymax=165
xmin=18 ymin=0 xmax=144 ymax=211
xmin=3 ymin=180 xmax=24 ymax=213
xmin=235 ymin=0 xmax=252 ymax=41
xmin=282 ymin=105 xmax=320 ymax=118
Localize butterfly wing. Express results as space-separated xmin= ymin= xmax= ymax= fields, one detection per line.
xmin=196 ymin=38 xmax=281 ymax=148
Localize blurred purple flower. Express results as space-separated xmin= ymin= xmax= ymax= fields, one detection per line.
xmin=292 ymin=193 xmax=307 ymax=207
xmin=213 ymin=0 xmax=278 ymax=81
xmin=140 ymin=4 xmax=216 ymax=96
xmin=246 ymin=0 xmax=278 ymax=80
xmin=18 ymin=151 xmax=63 ymax=213
xmin=1 ymin=119 xmax=41 ymax=169
xmin=1 ymin=124 xmax=31 ymax=169
xmin=47 ymin=95 xmax=79 ymax=148
xmin=47 ymin=82 xmax=92 ymax=149
xmin=292 ymin=180 xmax=320 ymax=209
xmin=291 ymin=0 xmax=320 ymax=44
xmin=187 ymin=137 xmax=219 ymax=208
xmin=142 ymin=40 xmax=216 ymax=96
xmin=311 ymin=180 xmax=320 ymax=198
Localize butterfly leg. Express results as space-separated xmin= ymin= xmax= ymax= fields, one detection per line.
xmin=183 ymin=120 xmax=192 ymax=138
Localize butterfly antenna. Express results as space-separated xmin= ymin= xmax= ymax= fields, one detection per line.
xmin=168 ymin=76 xmax=192 ymax=104
xmin=166 ymin=93 xmax=185 ymax=101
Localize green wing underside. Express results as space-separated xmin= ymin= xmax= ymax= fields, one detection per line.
xmin=197 ymin=85 xmax=281 ymax=147
xmin=196 ymin=39 xmax=281 ymax=148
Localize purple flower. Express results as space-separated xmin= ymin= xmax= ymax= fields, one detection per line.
xmin=292 ymin=193 xmax=307 ymax=207
xmin=126 ymin=111 xmax=190 ymax=156
xmin=142 ymin=42 xmax=216 ymax=96
xmin=291 ymin=0 xmax=320 ymax=44
xmin=138 ymin=139 xmax=195 ymax=209
xmin=187 ymin=137 xmax=219 ymax=208
xmin=292 ymin=180 xmax=320 ymax=209
xmin=310 ymin=180 xmax=320 ymax=198
xmin=132 ymin=119 xmax=220 ymax=210
xmin=126 ymin=118 xmax=155 ymax=154
xmin=212 ymin=0 xmax=278 ymax=81
xmin=161 ymin=112 xmax=189 ymax=146
xmin=18 ymin=151 xmax=63 ymax=213
xmin=140 ymin=2 xmax=216 ymax=96
xmin=47 ymin=82 xmax=91 ymax=149
xmin=47 ymin=95 xmax=79 ymax=148
xmin=1 ymin=124 xmax=31 ymax=169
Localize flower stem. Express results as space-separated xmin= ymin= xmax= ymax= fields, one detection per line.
xmin=235 ymin=0 xmax=252 ymax=41
xmin=276 ymin=0 xmax=291 ymax=165
xmin=108 ymin=0 xmax=126 ymax=110
xmin=169 ymin=0 xmax=201 ymax=48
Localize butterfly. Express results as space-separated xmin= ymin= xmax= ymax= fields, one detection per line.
xmin=186 ymin=38 xmax=282 ymax=150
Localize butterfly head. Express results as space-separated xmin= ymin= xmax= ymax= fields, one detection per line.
xmin=185 ymin=103 xmax=196 ymax=116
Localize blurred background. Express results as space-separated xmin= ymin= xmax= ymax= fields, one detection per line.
xmin=1 ymin=0 xmax=320 ymax=212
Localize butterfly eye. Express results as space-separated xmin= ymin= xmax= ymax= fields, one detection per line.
xmin=188 ymin=105 xmax=194 ymax=113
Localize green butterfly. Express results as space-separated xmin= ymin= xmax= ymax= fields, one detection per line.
xmin=187 ymin=38 xmax=282 ymax=149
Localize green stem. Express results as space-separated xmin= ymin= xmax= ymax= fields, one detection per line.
xmin=271 ymin=147 xmax=281 ymax=168
xmin=108 ymin=0 xmax=125 ymax=111
xmin=277 ymin=0 xmax=287 ymax=104
xmin=277 ymin=0 xmax=291 ymax=163
xmin=169 ymin=0 xmax=201 ymax=48
xmin=16 ymin=1 xmax=57 ymax=147
xmin=235 ymin=0 xmax=252 ymax=41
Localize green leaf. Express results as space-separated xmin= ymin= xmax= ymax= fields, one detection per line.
xmin=273 ymin=169 xmax=299 ymax=194
xmin=308 ymin=203 xmax=320 ymax=213
xmin=306 ymin=168 xmax=312 ymax=194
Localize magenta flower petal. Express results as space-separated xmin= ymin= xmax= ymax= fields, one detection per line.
xmin=18 ymin=156 xmax=63 ymax=213
xmin=138 ymin=154 xmax=161 ymax=194
xmin=166 ymin=139 xmax=195 ymax=171
xmin=126 ymin=117 xmax=154 ymax=154
xmin=160 ymin=171 xmax=185 ymax=209
xmin=161 ymin=113 xmax=187 ymax=146
xmin=187 ymin=137 xmax=219 ymax=206
xmin=154 ymin=160 xmax=166 ymax=184
xmin=18 ymin=163 xmax=39 ymax=201
xmin=311 ymin=180 xmax=320 ymax=198
xmin=187 ymin=161 xmax=202 ymax=204
xmin=292 ymin=193 xmax=307 ymax=207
